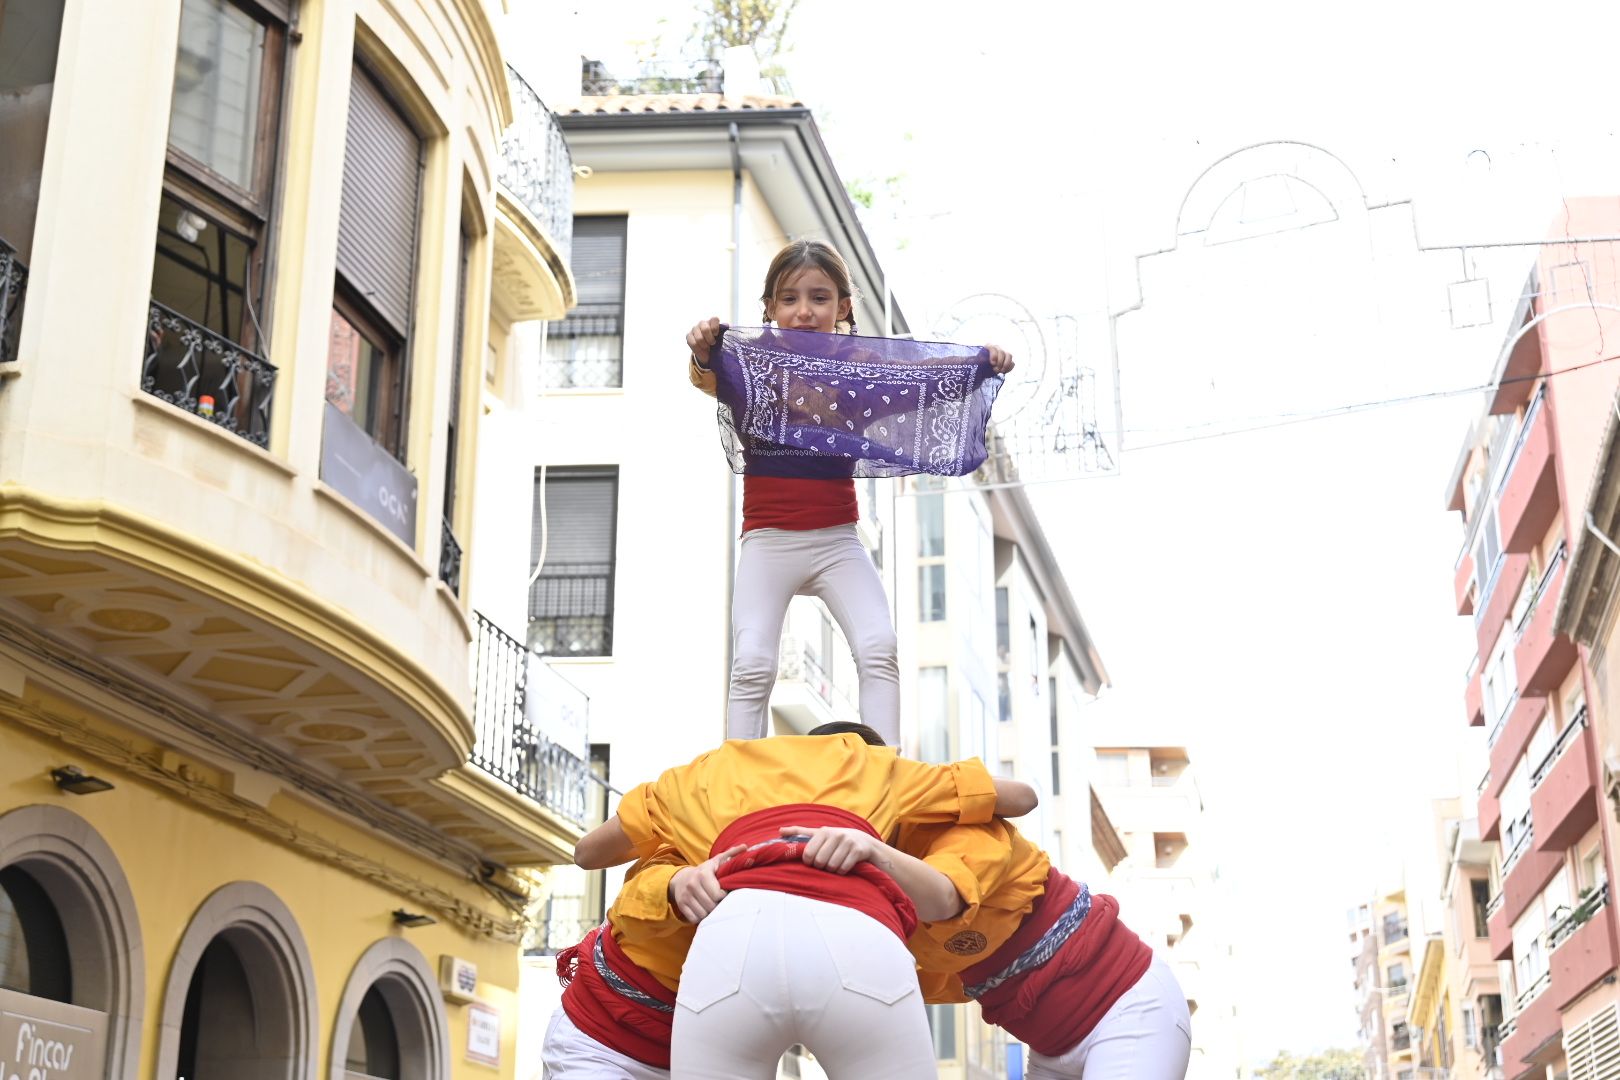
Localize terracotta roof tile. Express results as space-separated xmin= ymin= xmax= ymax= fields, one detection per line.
xmin=565 ymin=93 xmax=805 ymax=115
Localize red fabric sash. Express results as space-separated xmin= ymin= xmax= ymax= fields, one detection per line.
xmin=711 ymin=804 xmax=919 ymax=940
xmin=960 ymin=868 xmax=1153 ymax=1057
xmin=741 ymin=476 xmax=857 ymax=532
xmin=556 ymin=926 xmax=677 ymax=1069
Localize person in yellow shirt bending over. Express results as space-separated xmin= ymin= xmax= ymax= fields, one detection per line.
xmin=566 ymin=722 xmax=1038 ymax=1080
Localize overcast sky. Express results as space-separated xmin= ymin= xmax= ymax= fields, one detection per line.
xmin=549 ymin=0 xmax=1620 ymax=1059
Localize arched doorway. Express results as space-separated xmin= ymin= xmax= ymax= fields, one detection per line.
xmin=0 ymin=804 xmax=145 ymax=1080
xmin=156 ymin=882 xmax=318 ymax=1080
xmin=330 ymin=939 xmax=449 ymax=1080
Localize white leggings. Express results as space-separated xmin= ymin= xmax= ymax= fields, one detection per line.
xmin=727 ymin=524 xmax=898 ymax=742
xmin=1026 ymin=957 xmax=1192 ymax=1079
xmin=669 ymin=889 xmax=935 ymax=1079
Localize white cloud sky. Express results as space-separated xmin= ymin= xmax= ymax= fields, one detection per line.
xmin=551 ymin=0 xmax=1620 ymax=1060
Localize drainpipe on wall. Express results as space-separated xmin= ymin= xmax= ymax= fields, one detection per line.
xmin=722 ymin=121 xmax=742 ymax=731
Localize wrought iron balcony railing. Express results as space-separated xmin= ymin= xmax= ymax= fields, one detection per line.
xmin=1549 ymin=880 xmax=1609 ymax=951
xmin=499 ymin=65 xmax=573 ymax=265
xmin=142 ymin=301 xmax=276 ymax=447
xmin=439 ymin=518 xmax=463 ymax=597
xmin=471 ymin=612 xmax=590 ymax=824
xmin=528 ymin=562 xmax=614 ymax=657
xmin=0 ymin=235 xmax=25 ymax=364
xmin=1531 ymin=706 xmax=1586 ymax=790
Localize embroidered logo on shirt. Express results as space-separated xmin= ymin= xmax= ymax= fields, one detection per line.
xmin=945 ymin=930 xmax=988 ymax=956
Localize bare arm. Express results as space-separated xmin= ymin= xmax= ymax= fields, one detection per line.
xmin=992 ymin=777 xmax=1038 ymax=818
xmin=784 ymin=826 xmax=965 ymax=923
xmin=574 ymin=814 xmax=637 ymax=870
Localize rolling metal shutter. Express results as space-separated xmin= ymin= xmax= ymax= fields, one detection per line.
xmin=335 ymin=65 xmax=420 ymax=337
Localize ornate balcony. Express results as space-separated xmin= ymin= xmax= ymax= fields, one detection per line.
xmin=141 ymin=301 xmax=277 ymax=448
xmin=0 ymin=235 xmax=25 ymax=365
xmin=492 ymin=65 xmax=576 ymax=322
xmin=439 ymin=518 xmax=463 ymax=597
xmin=1496 ymin=392 xmax=1558 ymax=554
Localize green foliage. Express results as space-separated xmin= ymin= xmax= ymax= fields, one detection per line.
xmin=1255 ymin=1047 xmax=1365 ymax=1080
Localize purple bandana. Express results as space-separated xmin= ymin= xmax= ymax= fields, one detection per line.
xmin=712 ymin=326 xmax=1002 ymax=479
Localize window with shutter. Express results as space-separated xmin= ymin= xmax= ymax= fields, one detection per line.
xmin=528 ymin=467 xmax=619 ymax=656
xmin=543 ymin=216 xmax=626 ymax=388
xmin=326 ymin=62 xmax=422 ymax=459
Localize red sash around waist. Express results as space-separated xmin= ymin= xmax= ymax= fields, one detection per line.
xmin=960 ymin=868 xmax=1153 ymax=1057
xmin=557 ymin=925 xmax=677 ymax=1068
xmin=711 ymin=804 xmax=919 ymax=940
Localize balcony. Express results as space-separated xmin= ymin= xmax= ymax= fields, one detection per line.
xmin=1496 ymin=392 xmax=1558 ymax=554
xmin=0 ymin=234 xmax=25 ymax=365
xmin=1487 ymin=889 xmax=1512 ymax=961
xmin=1456 ymin=549 xmax=1477 ymax=615
xmin=1467 ymin=660 xmax=1486 ymax=729
xmin=1500 ymin=968 xmax=1561 ymax=1077
xmin=1500 ymin=815 xmax=1566 ymax=926
xmin=1477 ymin=554 xmax=1531 ymax=661
xmin=1550 ymin=882 xmax=1617 ymax=1009
xmin=1514 ymin=546 xmax=1575 ymax=696
xmin=1480 ymin=769 xmax=1501 ymax=841
xmin=492 ymin=65 xmax=576 ymax=322
xmin=460 ymin=613 xmax=591 ymax=861
xmin=770 ymin=637 xmax=858 ymax=733
xmin=1490 ymin=694 xmax=1550 ymax=793
xmin=1529 ymin=709 xmax=1597 ymax=853
xmin=142 ymin=300 xmax=277 ymax=448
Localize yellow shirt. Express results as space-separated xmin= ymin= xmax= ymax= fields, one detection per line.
xmin=616 ymin=734 xmax=999 ymax=866
xmin=607 ymin=847 xmax=692 ymax=992
xmin=898 ymin=818 xmax=1051 ymax=979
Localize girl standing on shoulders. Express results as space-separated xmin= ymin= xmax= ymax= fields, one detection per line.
xmin=686 ymin=240 xmax=1011 ymax=744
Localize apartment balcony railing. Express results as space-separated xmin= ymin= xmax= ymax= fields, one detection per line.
xmin=1515 ymin=969 xmax=1551 ymax=1012
xmin=1531 ymin=706 xmax=1587 ymax=790
xmin=141 ymin=300 xmax=277 ymax=447
xmin=528 ymin=562 xmax=614 ymax=657
xmin=581 ymin=56 xmax=795 ymax=97
xmin=1500 ymin=813 xmax=1534 ymax=875
xmin=1383 ymin=922 xmax=1410 ymax=947
xmin=439 ymin=518 xmax=463 ymax=597
xmin=498 ymin=65 xmax=574 ymax=264
xmin=1486 ymin=890 xmax=1504 ymax=918
xmin=1549 ymin=881 xmax=1609 ymax=951
xmin=471 ymin=612 xmax=590 ymax=824
xmin=0 ymin=234 xmax=25 ymax=365
xmin=1495 ymin=388 xmax=1545 ymax=500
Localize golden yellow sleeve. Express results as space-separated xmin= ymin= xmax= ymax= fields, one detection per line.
xmin=922 ymin=851 xmax=986 ymax=927
xmin=689 ymin=357 xmax=718 ymax=397
xmin=892 ymin=756 xmax=998 ymax=825
xmin=609 ymin=848 xmax=691 ymax=940
xmin=615 ymin=780 xmax=677 ymax=858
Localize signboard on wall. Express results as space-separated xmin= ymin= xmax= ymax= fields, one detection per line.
xmin=465 ymin=1002 xmax=500 ymax=1068
xmin=0 ymin=989 xmax=108 ymax=1080
xmin=320 ymin=401 xmax=418 ymax=546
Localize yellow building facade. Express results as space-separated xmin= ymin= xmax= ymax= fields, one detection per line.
xmin=0 ymin=1 xmax=578 ymax=1078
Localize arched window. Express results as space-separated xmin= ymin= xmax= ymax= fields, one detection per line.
xmin=0 ymin=863 xmax=72 ymax=1001
xmin=0 ymin=805 xmax=145 ymax=1080
xmin=156 ymin=882 xmax=317 ymax=1080
xmin=344 ymin=985 xmax=401 ymax=1080
xmin=330 ymin=940 xmax=448 ymax=1080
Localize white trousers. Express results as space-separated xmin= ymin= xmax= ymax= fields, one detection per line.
xmin=727 ymin=524 xmax=898 ymax=743
xmin=1026 ymin=957 xmax=1192 ymax=1079
xmin=669 ymin=889 xmax=935 ymax=1079
xmin=539 ymin=1008 xmax=670 ymax=1080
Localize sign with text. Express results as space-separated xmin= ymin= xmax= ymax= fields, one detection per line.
xmin=0 ymin=989 xmax=108 ymax=1080
xmin=465 ymin=1003 xmax=500 ymax=1068
xmin=320 ymin=401 xmax=418 ymax=546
